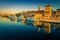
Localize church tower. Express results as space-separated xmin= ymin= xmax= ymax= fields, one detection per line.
xmin=33 ymin=5 xmax=43 ymax=21
xmin=38 ymin=5 xmax=40 ymax=11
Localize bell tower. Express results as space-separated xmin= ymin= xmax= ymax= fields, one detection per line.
xmin=38 ymin=5 xmax=40 ymax=11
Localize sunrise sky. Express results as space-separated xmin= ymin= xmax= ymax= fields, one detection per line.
xmin=0 ymin=0 xmax=60 ymax=14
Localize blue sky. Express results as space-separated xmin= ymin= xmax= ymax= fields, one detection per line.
xmin=0 ymin=0 xmax=60 ymax=13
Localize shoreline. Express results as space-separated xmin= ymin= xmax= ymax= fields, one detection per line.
xmin=33 ymin=19 xmax=60 ymax=23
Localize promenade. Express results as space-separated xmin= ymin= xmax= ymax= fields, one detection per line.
xmin=33 ymin=18 xmax=60 ymax=23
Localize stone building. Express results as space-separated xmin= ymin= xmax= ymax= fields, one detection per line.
xmin=44 ymin=5 xmax=52 ymax=19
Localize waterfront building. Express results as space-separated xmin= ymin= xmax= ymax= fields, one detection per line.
xmin=44 ymin=5 xmax=52 ymax=19
xmin=33 ymin=5 xmax=43 ymax=21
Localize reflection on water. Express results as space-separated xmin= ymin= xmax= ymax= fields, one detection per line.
xmin=34 ymin=21 xmax=43 ymax=32
xmin=0 ymin=17 xmax=60 ymax=34
xmin=44 ymin=23 xmax=51 ymax=33
xmin=0 ymin=17 xmax=60 ymax=40
xmin=53 ymin=24 xmax=60 ymax=32
xmin=6 ymin=17 xmax=60 ymax=34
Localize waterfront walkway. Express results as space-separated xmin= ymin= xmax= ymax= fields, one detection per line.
xmin=33 ymin=19 xmax=60 ymax=23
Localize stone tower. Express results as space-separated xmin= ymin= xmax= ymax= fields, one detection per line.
xmin=44 ymin=5 xmax=52 ymax=19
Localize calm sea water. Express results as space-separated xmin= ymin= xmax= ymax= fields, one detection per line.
xmin=0 ymin=17 xmax=60 ymax=40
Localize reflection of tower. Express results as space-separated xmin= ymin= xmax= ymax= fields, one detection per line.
xmin=38 ymin=27 xmax=40 ymax=32
xmin=44 ymin=23 xmax=51 ymax=33
xmin=34 ymin=21 xmax=43 ymax=32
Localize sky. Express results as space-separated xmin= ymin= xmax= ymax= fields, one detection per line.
xmin=0 ymin=0 xmax=60 ymax=14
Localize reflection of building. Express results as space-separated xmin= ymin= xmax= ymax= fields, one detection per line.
xmin=9 ymin=14 xmax=18 ymax=23
xmin=21 ymin=19 xmax=26 ymax=24
xmin=13 ymin=18 xmax=18 ymax=23
xmin=5 ymin=18 xmax=10 ymax=21
xmin=54 ymin=24 xmax=60 ymax=31
xmin=34 ymin=21 xmax=43 ymax=32
xmin=44 ymin=23 xmax=51 ymax=33
xmin=34 ymin=21 xmax=43 ymax=26
xmin=44 ymin=5 xmax=52 ymax=19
